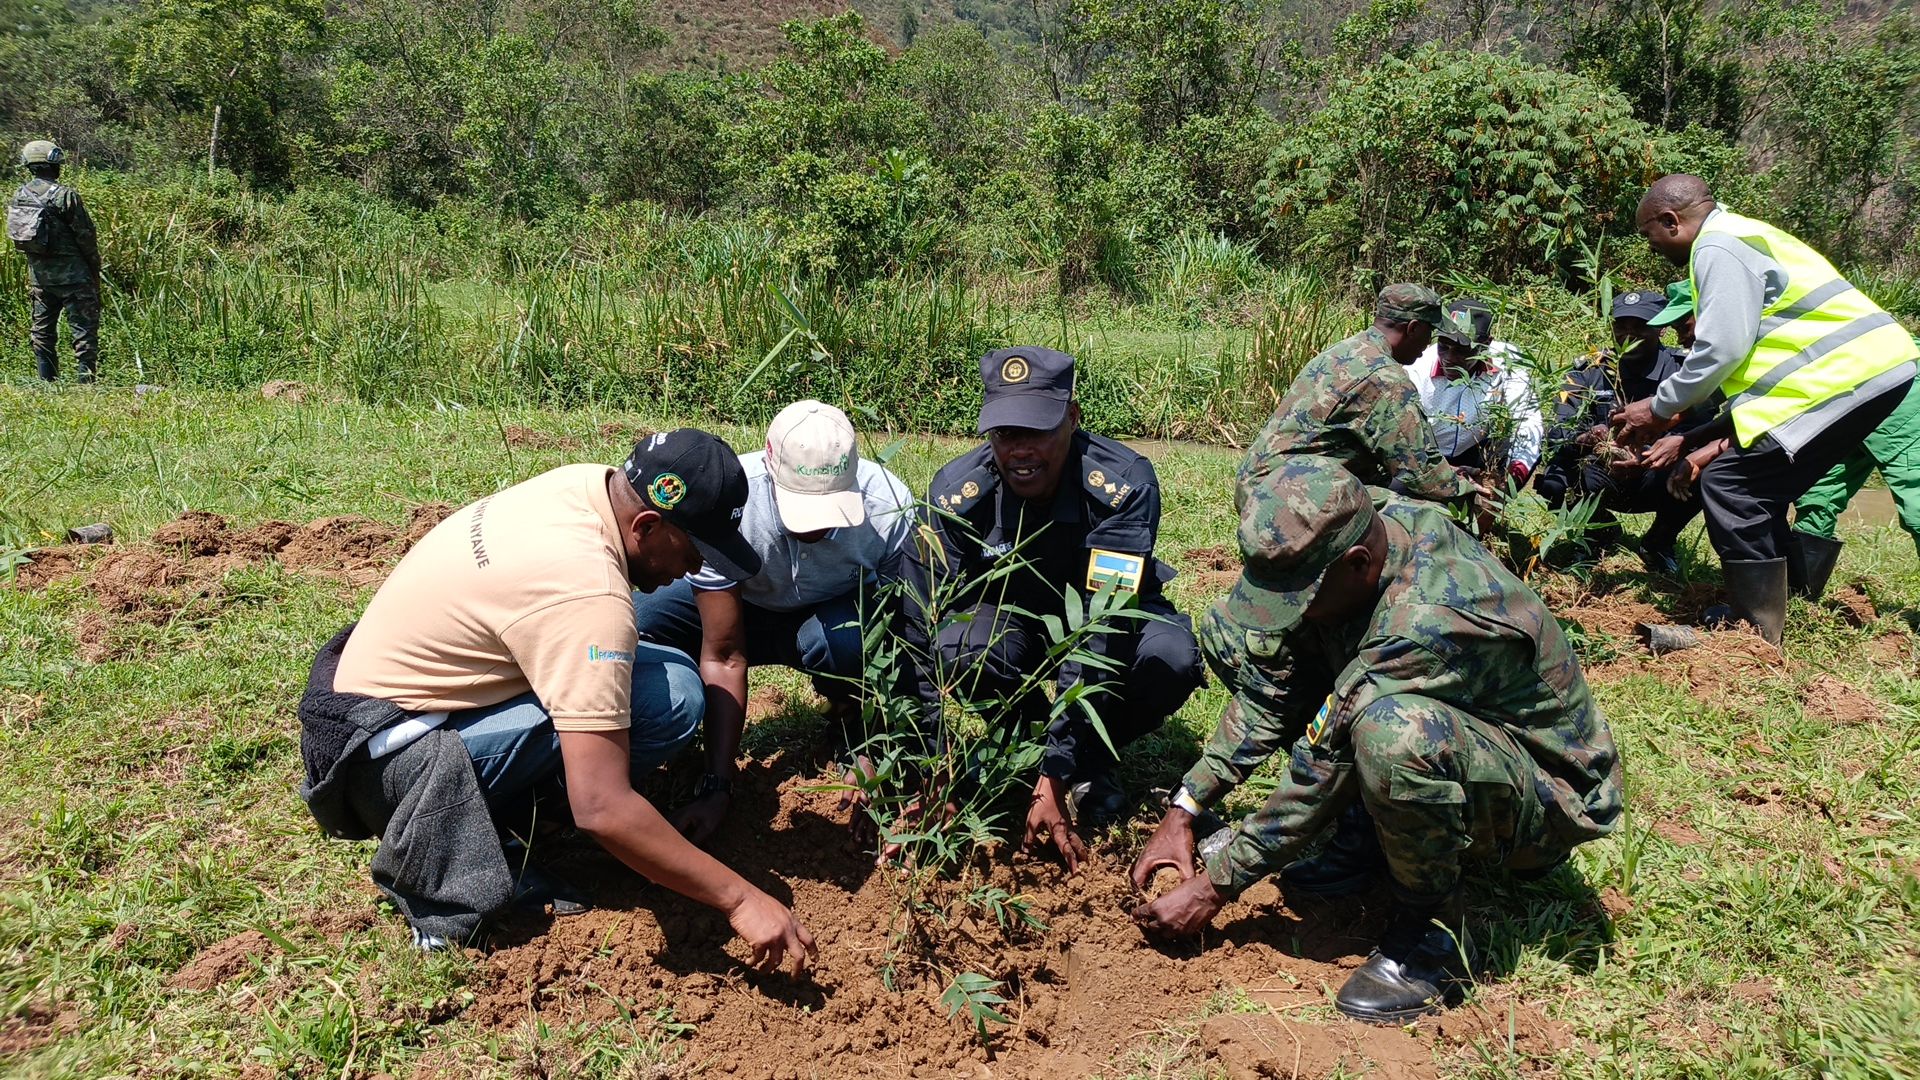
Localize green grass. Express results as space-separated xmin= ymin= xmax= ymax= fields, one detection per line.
xmin=1 ymin=385 xmax=1917 ymax=1077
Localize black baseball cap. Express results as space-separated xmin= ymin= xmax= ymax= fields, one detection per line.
xmin=1445 ymin=297 xmax=1494 ymax=346
xmin=1611 ymin=289 xmax=1667 ymax=321
xmin=978 ymin=346 xmax=1075 ymax=433
xmin=621 ymin=429 xmax=762 ymax=582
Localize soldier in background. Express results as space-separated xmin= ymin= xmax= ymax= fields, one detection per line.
xmin=1130 ymin=456 xmax=1622 ymax=1024
xmin=8 ymin=141 xmax=100 ymax=383
xmin=1238 ymin=283 xmax=1483 ymax=513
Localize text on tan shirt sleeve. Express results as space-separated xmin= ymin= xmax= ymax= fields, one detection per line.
xmin=499 ymin=592 xmax=639 ymax=731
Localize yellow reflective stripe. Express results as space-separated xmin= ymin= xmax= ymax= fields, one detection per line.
xmin=1731 ymin=313 xmax=1903 ymax=405
xmin=1756 ymin=277 xmax=1860 ymax=337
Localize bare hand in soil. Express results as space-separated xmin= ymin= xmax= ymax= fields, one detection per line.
xmin=1131 ymin=873 xmax=1225 ymax=938
xmin=1470 ymin=481 xmax=1503 ymax=536
xmin=727 ymin=888 xmax=817 ymax=977
xmin=874 ymin=793 xmax=957 ymax=868
xmin=1574 ymin=423 xmax=1607 ymax=450
xmin=670 ymin=791 xmax=730 ymax=846
xmin=1024 ymin=775 xmax=1087 ymax=873
xmin=1129 ymin=808 xmax=1197 ymax=892
xmin=1640 ymin=433 xmax=1684 ymax=470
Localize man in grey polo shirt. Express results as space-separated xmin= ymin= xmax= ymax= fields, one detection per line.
xmin=632 ymin=400 xmax=914 ymax=842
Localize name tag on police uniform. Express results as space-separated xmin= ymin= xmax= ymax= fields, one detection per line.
xmin=1086 ymin=549 xmax=1144 ymax=594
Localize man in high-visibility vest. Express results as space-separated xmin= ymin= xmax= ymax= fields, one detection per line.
xmin=1614 ymin=174 xmax=1917 ymax=646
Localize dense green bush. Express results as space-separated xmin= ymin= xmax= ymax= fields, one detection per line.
xmin=1258 ymin=47 xmax=1698 ymax=287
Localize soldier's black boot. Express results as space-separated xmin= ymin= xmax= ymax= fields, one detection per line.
xmin=1336 ymin=890 xmax=1470 ymax=1024
xmin=1785 ymin=531 xmax=1844 ymax=601
xmin=1705 ymin=558 xmax=1788 ymax=647
xmin=1281 ymin=802 xmax=1383 ymax=897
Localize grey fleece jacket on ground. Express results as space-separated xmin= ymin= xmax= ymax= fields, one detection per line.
xmin=1653 ymin=207 xmax=1917 ymax=456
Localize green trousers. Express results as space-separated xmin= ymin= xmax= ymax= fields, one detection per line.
xmin=1352 ymin=694 xmax=1569 ymax=896
xmin=1793 ymin=381 xmax=1920 ymax=555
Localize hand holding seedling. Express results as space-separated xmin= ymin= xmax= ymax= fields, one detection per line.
xmin=1129 ymin=807 xmax=1197 ymax=891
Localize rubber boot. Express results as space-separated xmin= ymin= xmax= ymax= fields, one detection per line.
xmin=1280 ymin=802 xmax=1384 ymax=897
xmin=1785 ymin=531 xmax=1844 ymax=601
xmin=1336 ymin=890 xmax=1470 ymax=1024
xmin=1705 ymin=559 xmax=1788 ymax=647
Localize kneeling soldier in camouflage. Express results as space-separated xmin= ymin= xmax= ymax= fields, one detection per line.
xmin=1130 ymin=455 xmax=1623 ymax=1023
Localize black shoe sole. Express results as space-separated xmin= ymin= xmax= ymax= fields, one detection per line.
xmin=1336 ymin=998 xmax=1448 ymax=1025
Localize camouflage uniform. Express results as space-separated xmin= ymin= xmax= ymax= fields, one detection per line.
xmin=1238 ymin=285 xmax=1476 ymax=511
xmin=10 ymin=171 xmax=100 ymax=381
xmin=1183 ymin=458 xmax=1624 ymax=900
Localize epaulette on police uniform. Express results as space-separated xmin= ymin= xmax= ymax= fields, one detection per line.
xmin=932 ymin=460 xmax=996 ymax=515
xmin=1080 ymin=436 xmax=1143 ymax=511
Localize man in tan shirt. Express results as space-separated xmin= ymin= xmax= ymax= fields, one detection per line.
xmin=304 ymin=429 xmax=815 ymax=971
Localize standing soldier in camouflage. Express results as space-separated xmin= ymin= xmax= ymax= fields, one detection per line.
xmin=1238 ymin=284 xmax=1481 ymax=512
xmin=1129 ymin=456 xmax=1623 ymax=1024
xmin=8 ymin=141 xmax=100 ymax=383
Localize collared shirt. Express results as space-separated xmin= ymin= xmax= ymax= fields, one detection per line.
xmin=688 ymin=451 xmax=913 ymax=612
xmin=1407 ymin=341 xmax=1545 ymax=469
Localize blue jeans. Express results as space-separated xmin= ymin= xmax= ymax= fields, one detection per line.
xmin=629 ymin=581 xmax=866 ymax=701
xmin=449 ymin=641 xmax=704 ymax=812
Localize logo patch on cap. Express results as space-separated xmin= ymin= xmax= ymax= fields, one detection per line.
xmin=1000 ymin=356 xmax=1030 ymax=384
xmin=1625 ymin=292 xmax=1641 ymax=304
xmin=648 ymin=472 xmax=686 ymax=509
xmin=1087 ymin=469 xmax=1106 ymax=488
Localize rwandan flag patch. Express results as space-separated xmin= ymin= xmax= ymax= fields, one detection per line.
xmin=1086 ymin=548 xmax=1144 ymax=594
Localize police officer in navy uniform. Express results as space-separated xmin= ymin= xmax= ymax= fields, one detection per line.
xmin=1534 ymin=289 xmax=1714 ymax=574
xmin=893 ymin=347 xmax=1203 ymax=869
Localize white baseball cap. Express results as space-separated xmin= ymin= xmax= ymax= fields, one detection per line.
xmin=766 ymin=399 xmax=865 ymax=532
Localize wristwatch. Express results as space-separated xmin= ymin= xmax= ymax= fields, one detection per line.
xmin=1170 ymin=785 xmax=1205 ymax=818
xmin=694 ymin=773 xmax=733 ymax=799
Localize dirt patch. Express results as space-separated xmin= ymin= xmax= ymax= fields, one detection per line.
xmin=1596 ymin=887 xmax=1633 ymax=921
xmin=597 ymin=422 xmax=656 ymax=444
xmin=168 ymin=930 xmax=277 ymax=992
xmin=430 ymin=764 xmax=1587 ymax=1079
xmin=1728 ymin=979 xmax=1777 ymax=1008
xmin=0 ymin=1002 xmax=80 ymax=1057
xmin=9 ymin=509 xmax=440 ymax=640
xmin=404 ymin=503 xmax=456 ymax=546
xmin=10 ymin=544 xmax=104 ymax=589
xmin=1591 ymin=630 xmax=1786 ymax=709
xmin=280 ymin=516 xmax=402 ymax=586
xmin=1799 ymin=674 xmax=1881 ymax=725
xmin=502 ymin=425 xmax=582 ymax=451
xmin=261 ymin=379 xmax=314 ymax=403
xmin=1202 ymin=1012 xmax=1437 ymax=1080
xmin=1426 ymin=996 xmax=1573 ymax=1060
xmin=1182 ymin=544 xmax=1242 ymax=593
xmin=1830 ymin=584 xmax=1877 ymax=627
xmin=1653 ymin=820 xmax=1705 ymax=846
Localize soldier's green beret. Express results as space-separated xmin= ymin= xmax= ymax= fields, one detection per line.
xmin=1374 ymin=283 xmax=1443 ymax=327
xmin=1224 ymin=455 xmax=1376 ymax=631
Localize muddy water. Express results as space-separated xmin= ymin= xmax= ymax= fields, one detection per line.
xmin=1839 ymin=487 xmax=1901 ymax=529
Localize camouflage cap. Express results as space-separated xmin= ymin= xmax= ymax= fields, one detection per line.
xmin=18 ymin=140 xmax=62 ymax=167
xmin=1646 ymin=280 xmax=1694 ymax=328
xmin=1375 ymin=283 xmax=1443 ymax=327
xmin=1223 ymin=455 xmax=1377 ymax=631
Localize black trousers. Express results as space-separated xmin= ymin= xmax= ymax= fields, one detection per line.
xmin=1699 ymin=376 xmax=1914 ymax=561
xmin=936 ymin=593 xmax=1202 ymax=779
xmin=1535 ymin=450 xmax=1702 ymax=551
